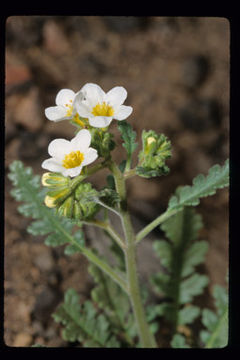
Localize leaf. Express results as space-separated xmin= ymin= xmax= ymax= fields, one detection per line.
xmin=88 ymin=263 xmax=136 ymax=346
xmin=161 ymin=205 xmax=203 ymax=247
xmin=181 ymin=241 xmax=209 ymax=277
xmin=178 ymin=305 xmax=200 ymax=325
xmin=170 ymin=334 xmax=190 ymax=348
xmin=152 ymin=240 xmax=172 ymax=269
xmin=8 ymin=160 xmax=84 ymax=251
xmin=118 ymin=120 xmax=138 ymax=158
xmin=200 ymin=285 xmax=228 ymax=348
xmin=98 ymin=188 xmax=121 ymax=208
xmin=150 ymin=272 xmax=171 ymax=295
xmin=168 ymin=159 xmax=229 ymax=211
xmin=52 ymin=288 xmax=120 ymax=347
xmin=179 ymin=274 xmax=209 ymax=304
xmin=152 ymin=208 xmax=209 ymax=333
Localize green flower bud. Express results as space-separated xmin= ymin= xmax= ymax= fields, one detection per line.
xmin=42 ymin=172 xmax=70 ymax=188
xmin=136 ymin=130 xmax=171 ymax=178
xmin=89 ymin=128 xmax=115 ymax=158
xmin=42 ymin=172 xmax=100 ymax=220
xmin=45 ymin=187 xmax=72 ymax=207
xmin=74 ymin=183 xmax=100 ymax=220
xmin=57 ymin=196 xmax=74 ymax=218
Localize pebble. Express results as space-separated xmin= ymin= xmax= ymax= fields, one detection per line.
xmin=13 ymin=332 xmax=32 ymax=347
xmin=34 ymin=251 xmax=54 ymax=272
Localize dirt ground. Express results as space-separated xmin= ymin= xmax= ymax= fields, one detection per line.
xmin=4 ymin=16 xmax=229 ymax=347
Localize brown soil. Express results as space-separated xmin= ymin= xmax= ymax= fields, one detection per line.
xmin=4 ymin=16 xmax=229 ymax=347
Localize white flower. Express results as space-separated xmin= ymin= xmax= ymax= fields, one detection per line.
xmin=45 ymin=89 xmax=81 ymax=122
xmin=41 ymin=129 xmax=98 ymax=177
xmin=74 ymin=83 xmax=133 ymax=128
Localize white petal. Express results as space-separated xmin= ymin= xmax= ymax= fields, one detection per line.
xmin=74 ymin=93 xmax=92 ymax=118
xmin=48 ymin=139 xmax=71 ymax=159
xmin=45 ymin=106 xmax=68 ymax=122
xmin=114 ymin=105 xmax=133 ymax=120
xmin=55 ymin=89 xmax=76 ymax=106
xmin=70 ymin=129 xmax=91 ymax=151
xmin=89 ymin=116 xmax=113 ymax=128
xmin=80 ymin=83 xmax=106 ymax=108
xmin=106 ymin=86 xmax=127 ymax=107
xmin=41 ymin=158 xmax=63 ymax=172
xmin=63 ymin=165 xmax=83 ymax=178
xmin=82 ymin=148 xmax=98 ymax=166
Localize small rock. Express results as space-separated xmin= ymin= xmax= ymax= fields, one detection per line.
xmin=13 ymin=333 xmax=32 ymax=347
xmin=34 ymin=251 xmax=54 ymax=272
xmin=179 ymin=98 xmax=222 ymax=132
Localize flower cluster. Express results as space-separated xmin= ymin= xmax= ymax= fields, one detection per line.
xmin=42 ymin=83 xmax=133 ymax=178
xmin=45 ymin=83 xmax=132 ymax=128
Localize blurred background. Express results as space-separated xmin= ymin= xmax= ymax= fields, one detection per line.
xmin=5 ymin=16 xmax=229 ymax=347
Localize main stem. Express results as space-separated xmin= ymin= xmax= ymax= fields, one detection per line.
xmin=110 ymin=162 xmax=157 ymax=348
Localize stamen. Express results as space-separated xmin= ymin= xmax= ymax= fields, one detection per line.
xmin=62 ymin=151 xmax=84 ymax=169
xmin=92 ymin=102 xmax=114 ymax=117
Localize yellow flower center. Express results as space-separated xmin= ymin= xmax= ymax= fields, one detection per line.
xmin=62 ymin=151 xmax=84 ymax=169
xmin=65 ymin=100 xmax=73 ymax=117
xmin=92 ymin=102 xmax=114 ymax=117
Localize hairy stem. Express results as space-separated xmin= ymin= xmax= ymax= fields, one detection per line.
xmin=136 ymin=208 xmax=178 ymax=244
xmin=82 ymin=219 xmax=126 ymax=249
xmin=110 ymin=161 xmax=157 ymax=348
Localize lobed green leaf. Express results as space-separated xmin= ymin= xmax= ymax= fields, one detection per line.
xmin=117 ymin=120 xmax=138 ymax=158
xmin=53 ymin=288 xmax=121 ymax=347
xmin=200 ymin=284 xmax=228 ymax=348
xmin=168 ymin=159 xmax=229 ymax=211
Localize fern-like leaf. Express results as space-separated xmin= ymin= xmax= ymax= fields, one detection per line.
xmin=52 ymin=288 xmax=120 ymax=347
xmin=168 ymin=159 xmax=229 ymax=211
xmin=170 ymin=334 xmax=190 ymax=348
xmin=88 ymin=263 xmax=137 ymax=346
xmin=8 ymin=161 xmax=84 ymax=252
xmin=200 ymin=285 xmax=228 ymax=348
xmin=151 ymin=207 xmax=209 ymax=334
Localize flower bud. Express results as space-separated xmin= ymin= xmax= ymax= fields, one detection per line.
xmin=89 ymin=128 xmax=115 ymax=158
xmin=42 ymin=170 xmax=100 ymax=220
xmin=136 ymin=130 xmax=171 ymax=178
xmin=42 ymin=172 xmax=70 ymax=188
xmin=44 ymin=195 xmax=58 ymax=208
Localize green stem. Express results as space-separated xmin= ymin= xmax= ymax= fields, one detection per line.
xmin=124 ymin=168 xmax=136 ymax=179
xmin=80 ymin=246 xmax=128 ymax=294
xmin=110 ymin=161 xmax=157 ymax=348
xmin=136 ymin=208 xmax=178 ymax=244
xmin=82 ymin=219 xmax=126 ymax=250
xmin=70 ymin=160 xmax=109 ymax=190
